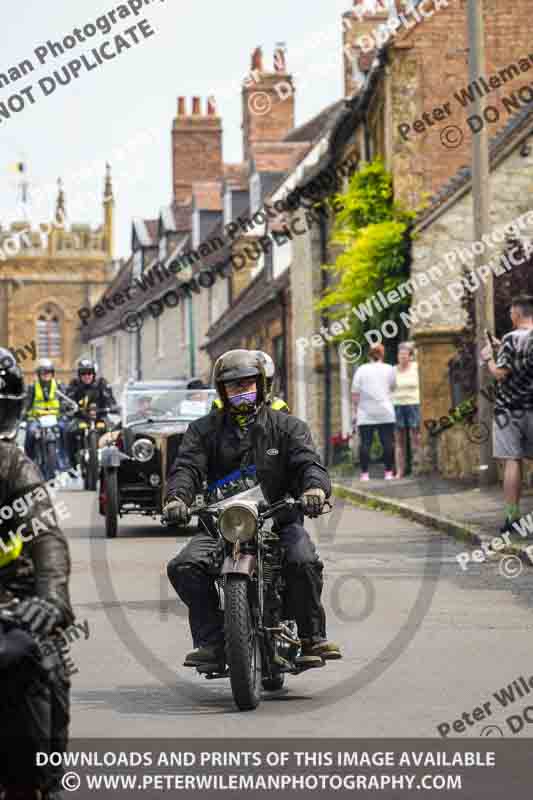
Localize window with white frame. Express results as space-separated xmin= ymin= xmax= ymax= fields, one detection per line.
xmin=132 ymin=249 xmax=142 ymax=279
xmin=158 ymin=235 xmax=167 ymax=262
xmin=192 ymin=210 xmax=201 ymax=249
xmin=224 ymin=189 xmax=232 ymax=226
xmin=36 ymin=305 xmax=62 ymax=358
xmin=250 ymin=172 xmax=261 ymax=214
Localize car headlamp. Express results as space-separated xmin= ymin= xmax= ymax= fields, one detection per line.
xmin=219 ymin=501 xmax=258 ymax=543
xmin=131 ymin=438 xmax=155 ymax=463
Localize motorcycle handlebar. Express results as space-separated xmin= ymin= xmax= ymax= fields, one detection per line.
xmin=161 ymin=495 xmax=332 ymax=526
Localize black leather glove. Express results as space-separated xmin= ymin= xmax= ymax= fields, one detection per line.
xmin=300 ymin=488 xmax=326 ymax=518
xmin=12 ymin=597 xmax=63 ymax=637
xmin=163 ymin=497 xmax=190 ymax=525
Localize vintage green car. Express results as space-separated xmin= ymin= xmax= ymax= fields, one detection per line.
xmin=98 ymin=380 xmax=217 ymax=538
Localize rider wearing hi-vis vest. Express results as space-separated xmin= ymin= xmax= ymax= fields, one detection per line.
xmin=24 ymin=359 xmax=69 ymax=472
xmin=212 ymin=350 xmax=289 ymax=412
xmin=27 ymin=377 xmax=60 ymax=419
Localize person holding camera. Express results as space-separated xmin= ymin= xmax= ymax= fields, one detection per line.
xmin=480 ymin=295 xmax=533 ymax=534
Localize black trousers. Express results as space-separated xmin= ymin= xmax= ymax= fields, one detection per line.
xmin=167 ymin=523 xmax=327 ymax=647
xmin=358 ymin=423 xmax=395 ymax=473
xmin=0 ymin=650 xmax=70 ymax=795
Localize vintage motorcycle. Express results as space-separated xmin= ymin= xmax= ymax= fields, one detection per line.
xmin=165 ymin=490 xmax=332 ymax=711
xmin=75 ymin=404 xmax=113 ymax=491
xmin=28 ymin=390 xmax=78 ymax=481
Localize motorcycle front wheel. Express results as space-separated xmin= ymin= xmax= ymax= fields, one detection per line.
xmin=224 ymin=575 xmax=262 ymax=711
xmin=45 ymin=440 xmax=58 ymax=481
xmin=86 ymin=431 xmax=99 ymax=491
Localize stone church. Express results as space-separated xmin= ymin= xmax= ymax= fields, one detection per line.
xmin=0 ymin=167 xmax=117 ymax=384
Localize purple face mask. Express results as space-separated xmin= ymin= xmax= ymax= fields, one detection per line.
xmin=228 ymin=390 xmax=257 ymax=408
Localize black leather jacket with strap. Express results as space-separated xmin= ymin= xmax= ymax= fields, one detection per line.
xmin=166 ymin=405 xmax=330 ymax=524
xmin=0 ymin=441 xmax=73 ymax=625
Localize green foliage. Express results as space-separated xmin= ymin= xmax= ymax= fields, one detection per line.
xmin=319 ymin=159 xmax=416 ymax=356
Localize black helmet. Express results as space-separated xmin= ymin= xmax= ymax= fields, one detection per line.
xmin=78 ymin=358 xmax=96 ymax=379
xmin=0 ymin=348 xmax=26 ymax=439
xmin=212 ymin=349 xmax=266 ymax=409
xmin=36 ymin=358 xmax=55 ymax=379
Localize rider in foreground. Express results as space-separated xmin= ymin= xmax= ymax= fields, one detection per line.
xmin=0 ymin=349 xmax=73 ymax=799
xmin=164 ymin=349 xmax=341 ymax=671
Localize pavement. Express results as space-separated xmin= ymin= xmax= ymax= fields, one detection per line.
xmin=61 ymin=485 xmax=533 ymax=738
xmin=332 ymin=466 xmax=533 ymax=567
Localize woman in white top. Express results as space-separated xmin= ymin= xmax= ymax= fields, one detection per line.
xmin=351 ymin=343 xmax=397 ymax=481
xmin=392 ymin=342 xmax=420 ymax=479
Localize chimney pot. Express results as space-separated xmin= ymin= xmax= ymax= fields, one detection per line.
xmin=178 ymin=96 xmax=186 ymax=115
xmin=192 ymin=96 xmax=201 ymax=115
xmin=251 ymin=47 xmax=263 ymax=72
xmin=207 ymin=96 xmax=217 ymax=115
xmin=274 ymin=46 xmax=287 ymax=73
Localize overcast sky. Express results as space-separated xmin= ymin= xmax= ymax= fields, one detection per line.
xmin=1 ymin=0 xmax=350 ymax=257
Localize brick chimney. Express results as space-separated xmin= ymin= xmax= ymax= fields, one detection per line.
xmin=242 ymin=46 xmax=295 ymax=162
xmin=343 ymin=0 xmax=392 ymax=97
xmin=172 ymin=96 xmax=223 ymax=205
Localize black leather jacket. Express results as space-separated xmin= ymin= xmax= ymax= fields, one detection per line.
xmin=0 ymin=441 xmax=73 ymax=625
xmin=66 ymin=376 xmax=116 ymax=416
xmin=166 ymin=405 xmax=330 ymax=524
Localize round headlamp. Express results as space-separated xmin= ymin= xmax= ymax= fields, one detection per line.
xmin=219 ymin=501 xmax=258 ymax=543
xmin=131 ymin=438 xmax=155 ymax=463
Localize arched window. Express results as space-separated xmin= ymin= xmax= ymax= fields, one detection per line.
xmin=37 ymin=305 xmax=62 ymax=358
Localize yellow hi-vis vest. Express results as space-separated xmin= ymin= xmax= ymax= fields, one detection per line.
xmin=0 ymin=533 xmax=24 ymax=569
xmin=29 ymin=379 xmax=60 ymax=418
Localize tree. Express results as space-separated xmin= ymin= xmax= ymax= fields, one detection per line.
xmin=317 ymin=158 xmax=417 ymax=361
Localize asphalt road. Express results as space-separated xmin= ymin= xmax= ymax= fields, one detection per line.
xmin=60 ymin=484 xmax=533 ymax=738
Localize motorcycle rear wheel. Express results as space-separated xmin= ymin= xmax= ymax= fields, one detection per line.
xmin=224 ymin=575 xmax=262 ymax=711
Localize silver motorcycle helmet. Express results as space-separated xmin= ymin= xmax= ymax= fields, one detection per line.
xmin=212 ymin=349 xmax=267 ymax=411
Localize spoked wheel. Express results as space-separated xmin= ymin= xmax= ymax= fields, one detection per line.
xmin=224 ymin=575 xmax=262 ymax=711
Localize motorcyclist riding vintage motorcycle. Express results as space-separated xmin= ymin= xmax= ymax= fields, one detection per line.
xmin=0 ymin=348 xmax=73 ymax=800
xmin=24 ymin=359 xmax=69 ymax=474
xmin=65 ymin=359 xmax=117 ymax=468
xmin=164 ymin=349 xmax=341 ymax=672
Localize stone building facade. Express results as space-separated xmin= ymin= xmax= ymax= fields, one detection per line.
xmin=0 ymin=170 xmax=115 ymax=385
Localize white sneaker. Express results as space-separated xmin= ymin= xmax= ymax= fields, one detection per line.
xmin=360 ymin=472 xmax=370 ymax=481
xmin=384 ymin=471 xmax=395 ymax=480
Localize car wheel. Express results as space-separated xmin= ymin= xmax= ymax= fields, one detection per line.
xmin=105 ymin=470 xmax=119 ymax=539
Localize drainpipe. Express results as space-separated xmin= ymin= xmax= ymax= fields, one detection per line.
xmin=319 ymin=214 xmax=331 ymax=467
xmin=278 ymin=288 xmax=288 ymax=400
xmin=136 ymin=329 xmax=142 ymax=380
xmin=187 ymin=295 xmax=196 ymax=376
